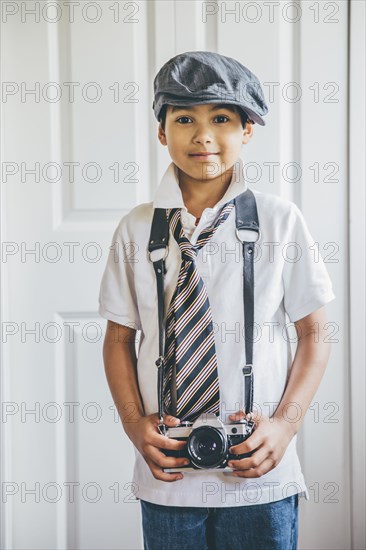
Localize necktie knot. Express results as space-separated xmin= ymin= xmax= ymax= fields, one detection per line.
xmin=183 ymin=249 xmax=197 ymax=263
xmin=176 ymin=240 xmax=198 ymax=264
xmin=167 ymin=200 xmax=235 ymax=255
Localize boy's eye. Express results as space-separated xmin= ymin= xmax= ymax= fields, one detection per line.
xmin=214 ymin=115 xmax=230 ymax=123
xmin=177 ymin=116 xmax=192 ymax=124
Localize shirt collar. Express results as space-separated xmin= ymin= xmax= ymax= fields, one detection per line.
xmin=152 ymin=157 xmax=248 ymax=211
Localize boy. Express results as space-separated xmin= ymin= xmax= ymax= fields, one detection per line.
xmin=99 ymin=51 xmax=336 ymax=550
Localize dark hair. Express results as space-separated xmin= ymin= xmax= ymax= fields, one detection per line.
xmin=159 ymin=104 xmax=252 ymax=131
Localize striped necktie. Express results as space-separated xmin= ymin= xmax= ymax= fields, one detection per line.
xmin=163 ymin=200 xmax=235 ymax=422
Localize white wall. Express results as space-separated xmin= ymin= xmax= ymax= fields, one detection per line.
xmin=1 ymin=1 xmax=364 ymax=549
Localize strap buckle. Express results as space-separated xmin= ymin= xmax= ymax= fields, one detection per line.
xmin=155 ymin=355 xmax=164 ymax=368
xmin=235 ymin=228 xmax=261 ymax=243
xmin=148 ymin=246 xmax=169 ymax=263
xmin=157 ymin=422 xmax=167 ymax=435
xmin=242 ymin=364 xmax=253 ymax=376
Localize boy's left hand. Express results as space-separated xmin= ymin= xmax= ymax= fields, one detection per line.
xmin=227 ymin=409 xmax=295 ymax=478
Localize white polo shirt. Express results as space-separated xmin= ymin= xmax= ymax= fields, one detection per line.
xmin=98 ymin=156 xmax=336 ymax=507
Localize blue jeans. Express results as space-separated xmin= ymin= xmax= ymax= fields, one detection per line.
xmin=140 ymin=493 xmax=299 ymax=550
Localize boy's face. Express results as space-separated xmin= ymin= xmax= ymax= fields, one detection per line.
xmin=158 ymin=103 xmax=253 ymax=182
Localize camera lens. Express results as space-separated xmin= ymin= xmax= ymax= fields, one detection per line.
xmin=187 ymin=426 xmax=227 ymax=468
xmin=198 ymin=439 xmax=217 ymax=456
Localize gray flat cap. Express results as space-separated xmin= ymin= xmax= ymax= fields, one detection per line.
xmin=152 ymin=51 xmax=268 ymax=126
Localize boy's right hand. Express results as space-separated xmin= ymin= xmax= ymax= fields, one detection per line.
xmin=124 ymin=413 xmax=189 ymax=482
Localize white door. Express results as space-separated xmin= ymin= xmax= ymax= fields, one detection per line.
xmin=1 ymin=3 xmax=150 ymax=548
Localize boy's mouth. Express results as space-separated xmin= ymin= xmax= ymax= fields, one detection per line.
xmin=189 ymin=152 xmax=219 ymax=158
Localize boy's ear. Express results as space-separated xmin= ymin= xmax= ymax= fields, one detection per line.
xmin=242 ymin=121 xmax=254 ymax=145
xmin=158 ymin=123 xmax=167 ymax=146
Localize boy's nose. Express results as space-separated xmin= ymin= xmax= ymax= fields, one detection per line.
xmin=192 ymin=131 xmax=214 ymax=144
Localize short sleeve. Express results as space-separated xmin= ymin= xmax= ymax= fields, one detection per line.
xmin=98 ymin=219 xmax=142 ymax=331
xmin=282 ymin=204 xmax=336 ymax=323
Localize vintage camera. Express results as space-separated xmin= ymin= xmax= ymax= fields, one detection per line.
xmin=159 ymin=412 xmax=255 ymax=472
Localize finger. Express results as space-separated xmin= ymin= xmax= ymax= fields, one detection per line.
xmin=228 ymin=409 xmax=246 ymax=421
xmin=145 ymin=458 xmax=184 ymax=483
xmin=229 ymin=432 xmax=264 ymax=455
xmin=228 ymin=444 xmax=268 ymax=471
xmin=232 ymin=457 xmax=276 ymax=478
xmin=150 ymin=431 xmax=188 ymax=451
xmin=162 ymin=414 xmax=182 ymax=427
xmin=151 ymin=417 xmax=188 ymax=449
xmin=229 ymin=427 xmax=267 ymax=455
xmin=150 ymin=413 xmax=181 ymax=429
xmin=228 ymin=409 xmax=261 ymax=422
xmin=148 ymin=446 xmax=190 ymax=469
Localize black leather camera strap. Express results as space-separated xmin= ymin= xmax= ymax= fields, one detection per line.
xmin=148 ymin=188 xmax=260 ymax=423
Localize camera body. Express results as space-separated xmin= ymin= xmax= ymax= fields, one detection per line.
xmin=160 ymin=412 xmax=255 ymax=472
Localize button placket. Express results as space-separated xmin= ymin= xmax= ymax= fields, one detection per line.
xmin=196 ymin=247 xmax=211 ymax=279
xmin=194 ymin=212 xmax=215 ymax=278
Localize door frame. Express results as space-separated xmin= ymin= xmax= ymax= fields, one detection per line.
xmin=349 ymin=1 xmax=366 ymax=548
